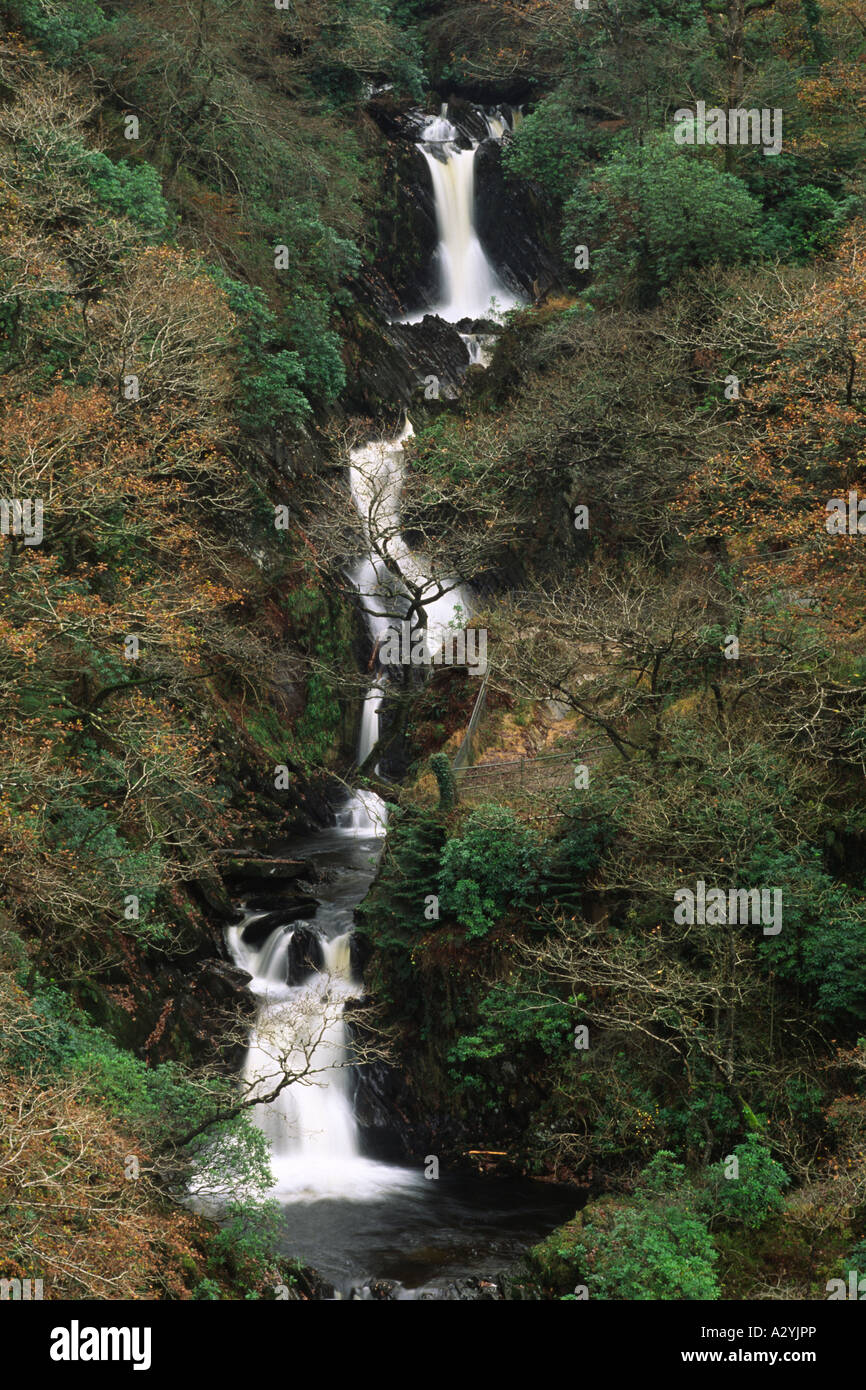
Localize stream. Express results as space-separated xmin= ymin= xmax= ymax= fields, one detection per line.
xmin=225 ymin=103 xmax=579 ymax=1300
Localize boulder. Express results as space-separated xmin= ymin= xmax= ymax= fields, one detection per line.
xmin=220 ymin=856 xmax=313 ymax=889
xmin=286 ymin=926 xmax=325 ymax=984
xmin=241 ymin=904 xmax=318 ymax=948
xmin=194 ymin=959 xmax=253 ymax=1004
xmin=366 ymin=97 xmax=429 ymax=143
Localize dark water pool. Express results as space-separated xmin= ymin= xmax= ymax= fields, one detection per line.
xmin=276 ymin=1173 xmax=579 ymax=1297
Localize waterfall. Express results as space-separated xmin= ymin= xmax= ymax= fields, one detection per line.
xmin=459 ymin=332 xmax=499 ymax=368
xmin=240 ymin=934 xmax=358 ymax=1170
xmin=334 ymin=786 xmax=385 ymax=834
xmin=403 ymin=112 xmax=520 ymax=324
xmin=226 ymin=820 xmax=415 ymax=1201
xmin=226 ymin=102 xmax=507 ymax=1210
xmin=357 ymin=682 xmax=384 ymax=768
xmin=348 ymin=419 xmax=471 ymax=680
xmin=484 ymin=112 xmax=507 ymax=139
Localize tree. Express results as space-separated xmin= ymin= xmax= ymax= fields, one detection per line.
xmin=438 ymin=803 xmax=541 ymax=939
xmin=564 ymin=137 xmax=765 ymax=305
xmin=680 ymin=221 xmax=866 ymax=639
xmin=702 ymin=1134 xmax=790 ymax=1227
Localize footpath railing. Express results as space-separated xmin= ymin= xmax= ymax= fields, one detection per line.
xmin=450 ymin=663 xmax=613 ymax=801
xmin=453 ymin=745 xmax=609 ymax=804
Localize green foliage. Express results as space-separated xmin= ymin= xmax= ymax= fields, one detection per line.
xmin=70 ymin=145 xmax=172 ymax=235
xmin=3 ymin=0 xmax=108 ymax=62
xmin=205 ymin=267 xmax=309 ymax=428
xmin=656 ymin=1067 xmax=741 ymax=1155
xmin=45 ymin=802 xmax=171 ymax=947
xmin=356 ymin=805 xmax=446 ymax=974
xmin=193 ymin=1277 xmax=222 ymax=1300
xmin=544 ymin=1151 xmax=720 ymax=1300
xmin=540 ymin=789 xmax=619 ymax=911
xmin=438 ymin=803 xmax=542 ymax=939
xmin=762 ymin=183 xmax=844 ymax=259
xmin=2 ymin=979 xmax=274 ymax=1198
xmin=564 ymin=138 xmax=765 ymax=304
xmin=741 ymin=152 xmax=849 ymax=260
xmin=208 ymin=1198 xmax=281 ymax=1285
xmin=11 ymin=129 xmax=172 ymax=240
xmin=839 ymin=1237 xmax=866 ymax=1279
xmin=430 ymin=752 xmax=456 ymax=810
xmin=301 ymin=0 xmax=425 ymax=105
xmin=448 ymin=979 xmax=572 ymax=1101
xmin=503 ymin=86 xmax=612 ymax=203
xmin=703 ymin=1136 xmax=790 ymax=1229
xmin=282 ymin=582 xmax=355 ymax=766
xmin=752 ymin=842 xmax=866 ymax=1025
xmin=251 ymin=204 xmax=356 ymax=403
xmin=406 ymin=414 xmax=496 ymax=485
xmin=661 ymin=1089 xmax=739 ymax=1156
xmin=783 ymin=1075 xmax=825 ymax=1129
xmin=284 ymin=293 xmax=347 ymax=404
xmin=296 ymin=674 xmax=342 ymax=767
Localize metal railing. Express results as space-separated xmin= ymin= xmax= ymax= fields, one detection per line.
xmin=454 ymin=742 xmax=610 ymax=804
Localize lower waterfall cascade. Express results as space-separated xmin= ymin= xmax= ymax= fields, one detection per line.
xmin=225 ymin=811 xmax=419 ymax=1204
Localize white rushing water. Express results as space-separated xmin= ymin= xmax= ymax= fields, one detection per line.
xmin=459 ymin=332 xmax=499 ymax=368
xmin=226 ymin=103 xmax=506 ymax=1210
xmin=348 ymin=418 xmax=470 ymax=677
xmin=226 ymin=804 xmax=417 ymax=1202
xmin=402 ymin=109 xmax=520 ymax=324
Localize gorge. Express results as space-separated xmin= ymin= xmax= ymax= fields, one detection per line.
xmin=4 ymin=0 xmax=864 ymax=1316
xmin=220 ymin=102 xmax=575 ymax=1299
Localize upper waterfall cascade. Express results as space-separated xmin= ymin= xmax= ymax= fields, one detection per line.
xmin=402 ymin=107 xmax=521 ymax=324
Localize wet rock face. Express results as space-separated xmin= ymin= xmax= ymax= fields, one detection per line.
xmin=351 ymin=1058 xmax=410 ymax=1157
xmin=473 ymin=138 xmax=559 ymax=298
xmin=374 ymin=142 xmax=439 ymax=316
xmin=443 ymin=95 xmax=489 ymax=144
xmin=350 ymin=1054 xmax=487 ymax=1168
xmin=341 ymin=306 xmax=415 ymax=420
xmin=385 ymin=314 xmax=470 ymax=400
xmin=341 ymin=304 xmax=473 ymax=419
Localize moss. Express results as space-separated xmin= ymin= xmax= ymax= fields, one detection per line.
xmin=527 ymin=1210 xmax=589 ymax=1293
